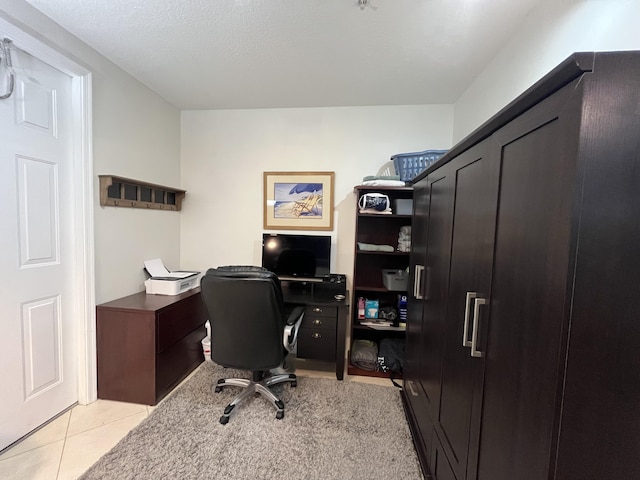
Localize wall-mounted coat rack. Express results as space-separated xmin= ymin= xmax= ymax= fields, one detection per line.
xmin=99 ymin=175 xmax=186 ymax=211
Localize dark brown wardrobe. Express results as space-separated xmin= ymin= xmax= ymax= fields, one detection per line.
xmin=402 ymin=51 xmax=640 ymax=480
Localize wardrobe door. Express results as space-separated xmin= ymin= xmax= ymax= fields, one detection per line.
xmin=475 ymin=80 xmax=582 ymax=480
xmin=418 ymin=163 xmax=456 ymax=423
xmin=436 ymin=139 xmax=500 ymax=480
xmin=404 ymin=175 xmax=434 ymax=459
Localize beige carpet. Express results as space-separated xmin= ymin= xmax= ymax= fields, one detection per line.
xmin=80 ymin=361 xmax=423 ymax=480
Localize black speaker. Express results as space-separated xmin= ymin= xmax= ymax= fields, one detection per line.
xmin=315 ymin=274 xmax=347 ymax=297
xmin=321 ymin=273 xmax=346 ymax=284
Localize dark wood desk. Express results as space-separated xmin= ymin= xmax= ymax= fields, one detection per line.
xmin=281 ymin=283 xmax=349 ymax=381
xmin=96 ymin=284 xmax=348 ymax=406
xmin=96 ymin=288 xmax=206 ymax=405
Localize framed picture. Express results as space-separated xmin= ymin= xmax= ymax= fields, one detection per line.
xmin=263 ymin=171 xmax=335 ymax=231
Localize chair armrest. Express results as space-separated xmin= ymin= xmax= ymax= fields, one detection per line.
xmin=283 ymin=306 xmax=304 ymax=352
xmin=286 ymin=306 xmax=305 ymax=326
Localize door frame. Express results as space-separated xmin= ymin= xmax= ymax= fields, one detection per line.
xmin=0 ymin=17 xmax=96 ymax=404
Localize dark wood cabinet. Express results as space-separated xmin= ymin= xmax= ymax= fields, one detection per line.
xmin=297 ymin=305 xmax=338 ymax=362
xmin=403 ymin=51 xmax=640 ymax=480
xmin=279 ymin=283 xmax=349 ymax=380
xmin=96 ymin=288 xmax=207 ymax=405
xmin=349 ymin=185 xmax=413 ymax=378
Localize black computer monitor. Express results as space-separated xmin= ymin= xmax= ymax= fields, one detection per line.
xmin=262 ymin=233 xmax=331 ymax=279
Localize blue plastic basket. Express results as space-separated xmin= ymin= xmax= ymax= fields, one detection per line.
xmin=392 ymin=150 xmax=448 ymax=181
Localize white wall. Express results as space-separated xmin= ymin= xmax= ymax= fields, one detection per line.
xmin=1 ymin=1 xmax=182 ymax=303
xmin=180 ymin=105 xmax=453 ymax=286
xmin=10 ymin=0 xmax=634 ymax=303
xmin=453 ymin=0 xmax=640 ymax=143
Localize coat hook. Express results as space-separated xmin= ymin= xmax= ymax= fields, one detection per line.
xmin=0 ymin=38 xmax=15 ymax=100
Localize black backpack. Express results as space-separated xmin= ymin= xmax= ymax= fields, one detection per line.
xmin=377 ymin=337 xmax=404 ymax=374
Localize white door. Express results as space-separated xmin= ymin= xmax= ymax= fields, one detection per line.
xmin=0 ymin=41 xmax=79 ymax=451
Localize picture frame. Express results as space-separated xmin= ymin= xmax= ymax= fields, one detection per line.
xmin=263 ymin=171 xmax=335 ymax=231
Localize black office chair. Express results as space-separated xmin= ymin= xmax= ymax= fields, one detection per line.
xmin=200 ymin=266 xmax=304 ymax=424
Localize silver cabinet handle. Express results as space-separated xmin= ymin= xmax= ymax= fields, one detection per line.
xmin=462 ymin=292 xmax=477 ymax=347
xmin=414 ymin=265 xmax=424 ymax=299
xmin=406 ymin=380 xmax=418 ymax=397
xmin=471 ymin=297 xmax=487 ymax=358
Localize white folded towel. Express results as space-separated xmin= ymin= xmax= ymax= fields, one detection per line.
xmin=397 ymin=239 xmax=411 ymax=252
xmin=359 ymin=208 xmax=392 ymax=214
xmin=360 ymin=179 xmax=407 ymax=187
xmin=358 ymin=242 xmax=395 ymax=252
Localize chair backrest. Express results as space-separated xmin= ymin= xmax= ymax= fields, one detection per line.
xmin=200 ymin=266 xmax=286 ymax=370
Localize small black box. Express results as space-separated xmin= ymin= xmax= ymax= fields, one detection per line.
xmin=315 ymin=274 xmax=347 ymax=297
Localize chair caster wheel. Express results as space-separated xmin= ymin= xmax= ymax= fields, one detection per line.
xmin=291 ymin=381 xmax=297 ymax=388
xmin=220 ymin=416 xmax=229 ymax=425
xmin=214 ymin=386 xmax=223 ymax=393
xmin=276 ymin=411 xmax=284 ymax=420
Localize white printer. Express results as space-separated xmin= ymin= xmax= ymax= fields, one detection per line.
xmin=143 ymin=258 xmax=202 ymax=295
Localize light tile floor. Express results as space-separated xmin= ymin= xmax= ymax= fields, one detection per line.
xmin=0 ymin=361 xmax=393 ymax=480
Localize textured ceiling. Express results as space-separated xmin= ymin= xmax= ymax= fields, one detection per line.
xmin=23 ymin=0 xmax=539 ymax=110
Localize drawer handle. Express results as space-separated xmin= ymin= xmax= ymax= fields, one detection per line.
xmin=312 ymin=319 xmax=322 ymax=326
xmin=406 ymin=380 xmax=418 ymax=397
xmin=414 ymin=265 xmax=424 ymax=299
xmin=312 ymin=307 xmax=322 ymax=313
xmin=462 ymin=292 xmax=477 ymax=348
xmin=312 ymin=333 xmax=322 ymax=339
xmin=471 ymin=297 xmax=487 ymax=358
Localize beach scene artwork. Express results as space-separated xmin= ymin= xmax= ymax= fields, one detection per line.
xmin=273 ymin=182 xmax=324 ymax=219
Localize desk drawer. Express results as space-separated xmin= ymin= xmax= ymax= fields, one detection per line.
xmin=157 ymin=294 xmax=206 ymax=353
xmin=305 ymin=305 xmax=337 ymax=318
xmin=301 ymin=313 xmax=336 ymax=330
xmin=297 ymin=327 xmax=336 ymax=361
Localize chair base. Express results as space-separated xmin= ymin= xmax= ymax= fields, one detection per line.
xmin=214 ymin=371 xmax=297 ymax=424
